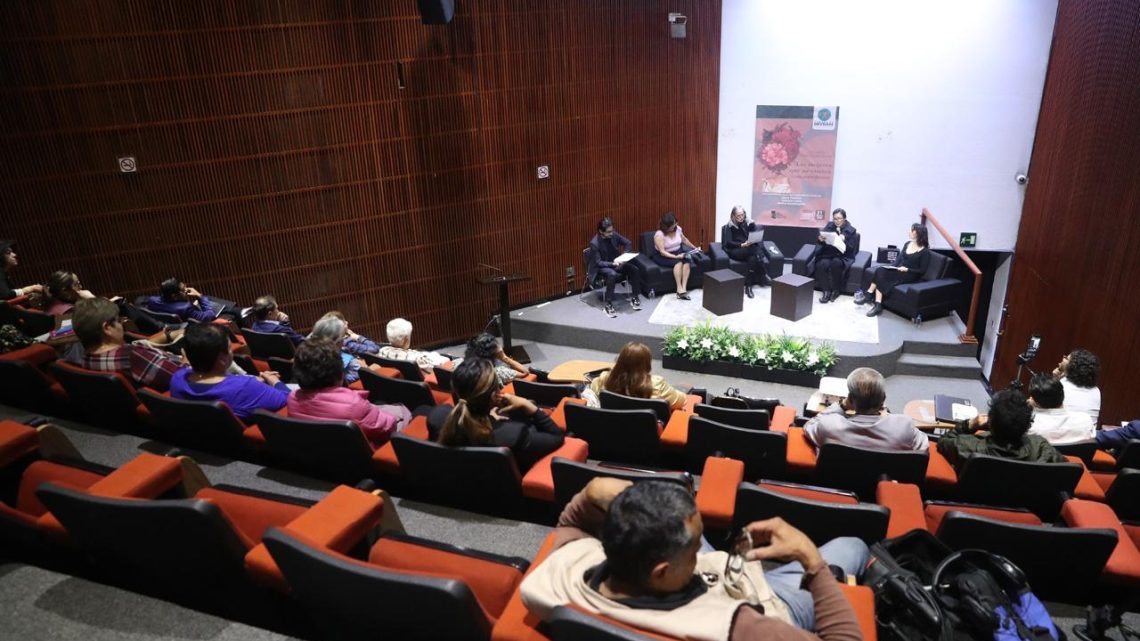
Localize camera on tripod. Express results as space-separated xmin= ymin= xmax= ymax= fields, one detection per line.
xmin=1017 ymin=334 xmax=1042 ymax=365
xmin=1010 ymin=334 xmax=1042 ymax=390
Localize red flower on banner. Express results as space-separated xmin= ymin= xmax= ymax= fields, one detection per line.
xmin=758 ymin=122 xmax=802 ymax=173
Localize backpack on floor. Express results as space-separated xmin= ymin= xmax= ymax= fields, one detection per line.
xmin=865 ymin=530 xmax=957 ymax=641
xmin=933 ymin=550 xmax=1062 ymax=641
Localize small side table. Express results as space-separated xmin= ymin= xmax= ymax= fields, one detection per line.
xmin=702 ymin=269 xmax=745 ymax=316
xmin=770 ymin=273 xmax=814 ymax=322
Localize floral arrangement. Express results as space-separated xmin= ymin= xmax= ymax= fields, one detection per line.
xmin=662 ymin=322 xmax=837 ymax=376
xmin=757 ymin=122 xmax=802 ymax=174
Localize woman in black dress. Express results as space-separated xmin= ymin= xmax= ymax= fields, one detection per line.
xmin=857 ymin=223 xmax=930 ymax=317
xmin=428 ymin=357 xmax=564 ymax=473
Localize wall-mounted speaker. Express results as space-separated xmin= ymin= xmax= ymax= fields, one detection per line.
xmin=417 ymin=0 xmax=454 ymax=25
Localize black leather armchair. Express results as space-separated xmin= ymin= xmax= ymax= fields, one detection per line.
xmin=791 ymin=232 xmax=870 ymax=294
xmin=879 ymin=251 xmax=963 ymax=321
xmin=708 ymin=224 xmax=784 ymax=281
xmin=630 ymin=231 xmax=721 ymax=296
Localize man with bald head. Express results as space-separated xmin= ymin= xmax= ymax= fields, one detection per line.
xmin=804 ymin=367 xmax=929 ymax=451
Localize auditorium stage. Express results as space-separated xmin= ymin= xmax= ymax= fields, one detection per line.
xmin=510 ymin=289 xmax=982 ymax=380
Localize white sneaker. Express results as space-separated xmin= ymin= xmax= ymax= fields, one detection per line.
xmin=603 ymin=303 xmax=617 ymax=318
xmin=631 ymin=297 xmax=642 ymax=311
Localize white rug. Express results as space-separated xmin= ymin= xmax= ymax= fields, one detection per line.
xmin=647 ymin=288 xmax=880 ymax=344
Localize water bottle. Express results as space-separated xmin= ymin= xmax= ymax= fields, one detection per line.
xmin=648 ymin=288 xmax=656 ymax=299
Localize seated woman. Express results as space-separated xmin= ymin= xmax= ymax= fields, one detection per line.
xmin=461 ymin=332 xmax=530 ymax=385
xmin=0 ymin=240 xmax=44 ymax=301
xmin=427 ymin=358 xmax=564 ymax=473
xmin=856 ymin=223 xmax=930 ymax=317
xmin=377 ymin=317 xmax=450 ymax=374
xmin=653 ymin=211 xmax=700 ymax=300
xmin=40 ymin=270 xmax=95 ymax=317
xmin=588 ymin=341 xmax=687 ymax=410
xmin=324 ymin=310 xmax=382 ymax=357
xmin=287 ymin=338 xmax=412 ymax=447
xmin=170 ymin=323 xmax=289 ymax=420
xmin=308 ymin=312 xmax=389 ymax=386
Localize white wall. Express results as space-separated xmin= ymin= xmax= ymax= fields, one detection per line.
xmin=715 ymin=0 xmax=1057 ymax=251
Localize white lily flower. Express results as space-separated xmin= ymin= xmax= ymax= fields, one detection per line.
xmin=677 ymin=339 xmax=689 ymax=350
xmin=782 ymin=350 xmax=794 ymax=362
xmin=756 ymin=350 xmax=767 ymax=361
xmin=727 ymin=346 xmax=740 ymax=358
xmin=700 ymin=338 xmax=714 ymax=349
xmin=807 ymin=353 xmax=820 ymax=366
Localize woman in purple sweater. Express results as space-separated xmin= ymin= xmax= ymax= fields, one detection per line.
xmin=169 ymin=323 xmax=289 ymax=421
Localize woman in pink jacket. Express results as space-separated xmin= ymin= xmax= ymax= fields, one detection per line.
xmin=287 ymin=337 xmax=412 ymax=447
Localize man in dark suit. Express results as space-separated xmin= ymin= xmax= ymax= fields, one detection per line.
xmin=587 ymin=217 xmax=643 ymax=318
xmin=808 ymin=208 xmax=858 ymax=303
xmin=722 ymin=206 xmax=771 ymax=298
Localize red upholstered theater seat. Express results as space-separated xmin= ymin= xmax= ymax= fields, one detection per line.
xmin=50 ymin=362 xmax=149 ymax=434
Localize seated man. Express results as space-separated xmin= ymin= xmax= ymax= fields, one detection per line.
xmin=73 ymin=297 xmax=186 ymax=392
xmin=1026 ymin=373 xmax=1095 ymax=444
xmin=521 ymin=478 xmax=867 ymax=640
xmin=376 ymin=317 xmax=450 ymax=375
xmin=248 ymin=295 xmax=305 ymax=345
xmin=169 ymin=323 xmax=289 ymax=420
xmin=937 ymin=388 xmax=1068 ymax=470
xmin=804 ymin=367 xmax=929 ymax=451
xmin=1096 ymin=419 xmax=1140 ymax=452
xmin=146 ymin=277 xmax=219 ymax=323
xmin=588 ymin=217 xmax=644 ymax=318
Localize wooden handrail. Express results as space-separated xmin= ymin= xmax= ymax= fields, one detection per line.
xmin=921 ymin=208 xmax=981 ymax=344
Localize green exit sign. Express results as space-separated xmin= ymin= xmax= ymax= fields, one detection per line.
xmin=959 ymin=232 xmax=977 ymax=248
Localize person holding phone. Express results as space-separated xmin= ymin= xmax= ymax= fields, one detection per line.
xmin=427 ymin=358 xmax=564 ymax=473
xmin=855 ymin=222 xmax=930 ymax=317
xmin=722 ymin=205 xmax=771 ymax=298
xmin=653 ymin=211 xmax=700 ymax=300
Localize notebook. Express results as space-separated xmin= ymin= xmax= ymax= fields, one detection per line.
xmin=934 ymin=394 xmax=978 ymax=423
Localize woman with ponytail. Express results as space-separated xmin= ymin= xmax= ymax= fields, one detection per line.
xmin=428 ymin=358 xmax=564 ymax=473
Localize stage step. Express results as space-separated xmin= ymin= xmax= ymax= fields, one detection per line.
xmin=895 ymin=353 xmax=982 ymax=379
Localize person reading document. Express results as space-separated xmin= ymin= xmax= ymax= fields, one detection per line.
xmin=855 ymin=223 xmax=930 ymax=317
xmin=723 ymin=206 xmax=771 ymax=298
xmin=588 ymin=217 xmax=644 ymax=318
xmin=806 ymin=209 xmax=858 ymax=304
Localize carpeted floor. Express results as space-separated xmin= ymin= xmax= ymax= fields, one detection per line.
xmin=647 ymin=287 xmax=881 ymax=344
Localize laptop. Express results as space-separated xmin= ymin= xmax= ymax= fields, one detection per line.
xmin=934 ymin=394 xmax=978 ymax=423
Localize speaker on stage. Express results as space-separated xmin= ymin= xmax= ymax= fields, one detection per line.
xmin=417 ymin=0 xmax=454 ymax=24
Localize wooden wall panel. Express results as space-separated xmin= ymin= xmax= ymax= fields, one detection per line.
xmin=991 ymin=0 xmax=1140 ymax=424
xmin=0 ymin=0 xmax=722 ymax=345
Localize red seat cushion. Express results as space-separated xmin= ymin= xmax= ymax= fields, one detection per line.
xmin=17 ymin=460 xmax=103 ymax=517
xmin=696 ymin=457 xmax=744 ymax=529
xmin=877 ymin=481 xmax=926 ymax=538
xmin=195 ymin=487 xmax=308 ymax=550
xmin=758 ymin=480 xmax=859 ymax=505
xmin=924 ymin=503 xmax=1042 ymax=533
xmin=0 ymin=420 xmax=39 ymax=470
xmin=370 ymin=536 xmax=524 ymax=623
xmin=1061 ymin=499 xmax=1140 ymax=586
xmin=372 ymin=415 xmax=429 ymax=474
xmin=521 ymin=438 xmax=589 ymax=502
xmin=784 ymin=427 xmax=817 ymax=475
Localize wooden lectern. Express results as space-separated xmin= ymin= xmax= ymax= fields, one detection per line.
xmin=477 ymin=273 xmax=532 ymax=364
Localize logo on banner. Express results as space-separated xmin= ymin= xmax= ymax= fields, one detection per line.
xmin=813 ymin=107 xmax=836 ymax=130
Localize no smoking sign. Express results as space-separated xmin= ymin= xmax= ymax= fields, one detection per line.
xmin=118 ymin=156 xmax=137 ymax=173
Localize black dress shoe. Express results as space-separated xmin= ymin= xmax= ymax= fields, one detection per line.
xmin=745 ymin=286 xmax=754 ymax=299
xmin=819 ymin=290 xmax=832 ymax=304
xmin=866 ymin=302 xmax=883 ymax=317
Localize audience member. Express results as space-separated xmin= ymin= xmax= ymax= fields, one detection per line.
xmin=1053 ymin=348 xmax=1101 ymax=425
xmin=520 ymin=478 xmax=867 ymax=639
xmin=169 ymin=323 xmax=288 ymax=420
xmin=286 ymin=338 xmax=410 ymax=447
xmin=461 ymin=332 xmax=529 ymax=385
xmin=589 ymin=341 xmax=687 ymax=410
xmin=1026 ymin=373 xmax=1095 ymax=444
xmin=41 ymin=270 xmax=95 ymax=317
xmin=804 ymin=367 xmax=929 ymax=451
xmin=73 ymin=297 xmax=185 ymax=392
xmin=937 ymin=388 xmax=1067 ymax=470
xmin=377 ymin=317 xmax=450 ymax=374
xmin=1096 ymin=419 xmax=1140 ymax=452
xmin=322 ymin=310 xmax=382 ymax=356
xmin=249 ymin=295 xmax=304 ymax=344
xmin=427 ymin=358 xmax=563 ymax=473
xmin=146 ymin=277 xmax=219 ymax=323
xmin=309 ymin=312 xmax=381 ymax=385
xmin=0 ymin=240 xmax=43 ymax=300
